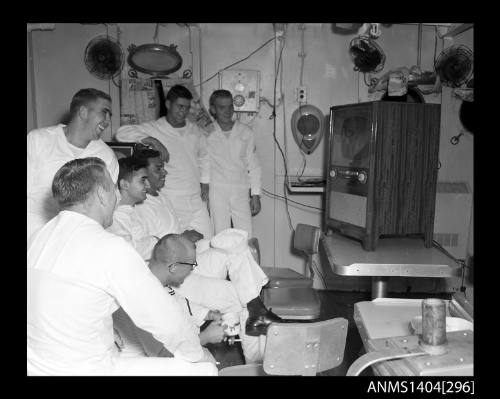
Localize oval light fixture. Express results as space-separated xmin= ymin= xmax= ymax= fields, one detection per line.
xmin=127 ymin=43 xmax=183 ymax=77
xmin=291 ymin=104 xmax=325 ymax=154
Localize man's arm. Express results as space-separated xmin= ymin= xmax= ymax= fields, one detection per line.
xmin=27 ymin=133 xmax=39 ymax=195
xmin=116 ymin=124 xmax=169 ymax=162
xmin=199 ymin=321 xmax=224 ymax=345
xmin=105 ymin=241 xmax=206 ymax=363
xmin=198 ymin=131 xmax=210 ymax=199
xmin=246 ymin=131 xmax=262 ymax=216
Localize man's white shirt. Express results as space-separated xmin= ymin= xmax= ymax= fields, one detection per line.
xmin=27 ymin=124 xmax=119 ymax=240
xmin=27 ymin=210 xmax=203 ymax=375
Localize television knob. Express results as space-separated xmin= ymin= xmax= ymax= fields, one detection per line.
xmin=329 ymin=169 xmax=337 ymax=179
xmin=357 ymin=171 xmax=367 ymax=183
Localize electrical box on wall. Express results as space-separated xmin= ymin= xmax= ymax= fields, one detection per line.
xmin=219 ymin=69 xmax=260 ymax=112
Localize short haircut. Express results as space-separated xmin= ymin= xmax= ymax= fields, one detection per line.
xmin=166 ymin=85 xmax=193 ymax=103
xmin=117 ymin=156 xmax=149 ymax=190
xmin=151 ymin=234 xmax=188 ymax=265
xmin=52 ymin=157 xmax=112 ymax=209
xmin=209 ymin=89 xmax=233 ymax=108
xmin=132 ymin=148 xmax=162 ymax=166
xmin=69 ymin=88 xmax=112 ymax=119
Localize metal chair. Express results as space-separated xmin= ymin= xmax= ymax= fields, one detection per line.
xmin=248 ymin=224 xmax=322 ymax=320
xmin=219 ymin=317 xmax=348 ymax=376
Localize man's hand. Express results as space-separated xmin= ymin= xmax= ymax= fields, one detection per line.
xmin=181 ymin=229 xmax=204 ymax=243
xmin=199 ymin=321 xmax=224 ymax=345
xmin=200 ymin=346 xmax=217 ymax=365
xmin=205 ymin=310 xmax=222 ymax=323
xmin=250 ymin=195 xmax=261 ymax=216
xmin=200 ymin=183 xmax=209 ymax=202
xmin=141 ymin=137 xmax=170 ymax=163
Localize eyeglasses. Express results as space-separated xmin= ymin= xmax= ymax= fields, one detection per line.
xmin=169 ymin=261 xmax=198 ymax=271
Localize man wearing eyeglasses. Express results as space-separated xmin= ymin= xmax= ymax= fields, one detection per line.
xmin=27 ymin=88 xmax=119 ymax=241
xmin=113 ymin=234 xmax=229 ymax=359
xmin=108 ymin=155 xmax=280 ymax=357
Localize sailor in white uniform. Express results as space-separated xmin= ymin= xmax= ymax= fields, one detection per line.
xmin=207 ymin=90 xmax=262 ymax=237
xmin=27 ymin=88 xmax=119 ymax=241
xmin=27 ymin=157 xmax=217 ymax=376
xmin=115 ymin=85 xmax=213 ymax=239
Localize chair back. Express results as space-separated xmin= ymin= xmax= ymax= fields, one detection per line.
xmin=263 ymin=317 xmax=348 ymax=375
xmin=293 ymin=224 xmax=320 ymax=255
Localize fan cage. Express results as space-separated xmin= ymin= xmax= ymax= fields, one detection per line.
xmin=349 ymin=36 xmax=386 ymax=74
xmin=434 ymin=45 xmax=473 ymax=88
xmin=84 ymin=35 xmax=124 ymax=80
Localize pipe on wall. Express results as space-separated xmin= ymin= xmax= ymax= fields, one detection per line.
xmin=27 ymin=23 xmax=55 ymax=32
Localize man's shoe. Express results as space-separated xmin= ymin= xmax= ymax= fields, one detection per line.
xmin=245 ymin=309 xmax=282 ymax=337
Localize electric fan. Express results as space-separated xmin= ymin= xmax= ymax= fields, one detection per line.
xmin=84 ymin=35 xmax=124 ymax=80
xmin=349 ymin=36 xmax=386 ymax=73
xmin=434 ymin=45 xmax=473 ymax=88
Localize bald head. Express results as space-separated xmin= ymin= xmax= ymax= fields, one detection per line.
xmin=152 ymin=234 xmax=193 ymax=264
xmin=149 ymin=234 xmax=196 ymax=287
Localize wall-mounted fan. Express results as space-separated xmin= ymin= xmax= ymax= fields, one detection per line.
xmin=349 ymin=36 xmax=386 ymax=73
xmin=84 ymin=35 xmax=124 ymax=80
xmin=291 ymin=105 xmax=325 ymax=155
xmin=435 ymin=45 xmax=473 ymax=88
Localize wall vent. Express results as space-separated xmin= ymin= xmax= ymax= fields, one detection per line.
xmin=433 ymin=181 xmax=472 ymax=259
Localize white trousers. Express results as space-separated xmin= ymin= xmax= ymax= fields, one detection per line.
xmin=209 ymin=184 xmax=252 ymax=237
xmin=177 ymin=230 xmax=269 ymax=363
xmin=164 ymin=191 xmax=214 ymax=239
xmin=195 ymin=242 xmax=267 ymax=305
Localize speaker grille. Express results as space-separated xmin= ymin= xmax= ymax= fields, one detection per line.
xmin=329 ymin=191 xmax=367 ymax=227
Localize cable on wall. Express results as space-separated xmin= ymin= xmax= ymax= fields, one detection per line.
xmin=272 ymin=32 xmax=294 ymax=232
xmin=262 ymin=188 xmax=322 ymax=211
xmin=295 ymin=25 xmax=310 ymax=180
xmin=195 ymin=36 xmax=276 ymax=88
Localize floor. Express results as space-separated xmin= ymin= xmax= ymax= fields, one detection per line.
xmin=207 ymin=289 xmax=456 ymax=376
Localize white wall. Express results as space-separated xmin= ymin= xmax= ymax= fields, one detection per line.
xmin=27 ymin=33 xmax=35 ymax=132
xmin=28 ymin=23 xmax=474 ymax=281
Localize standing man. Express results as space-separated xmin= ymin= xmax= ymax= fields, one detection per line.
xmin=27 ymin=88 xmax=119 ymax=241
xmin=207 ymin=90 xmax=262 ymax=238
xmin=116 ymin=85 xmax=213 ymax=239
xmin=27 ymin=157 xmax=217 ymax=376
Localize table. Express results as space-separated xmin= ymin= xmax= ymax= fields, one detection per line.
xmin=319 ymin=233 xmax=461 ymax=298
xmin=351 ymin=298 xmax=473 ymax=376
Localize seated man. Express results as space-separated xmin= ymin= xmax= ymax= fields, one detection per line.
xmin=107 ymin=156 xmax=202 ymax=261
xmin=27 ymin=157 xmax=217 ymax=376
xmin=132 ymin=148 xmax=203 ymax=245
xmin=106 ymin=157 xmax=156 ymax=260
xmin=114 ymin=232 xmax=270 ymax=363
xmin=113 ymin=234 xmax=226 ymax=358
xmin=109 ymin=154 xmax=281 ymax=344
